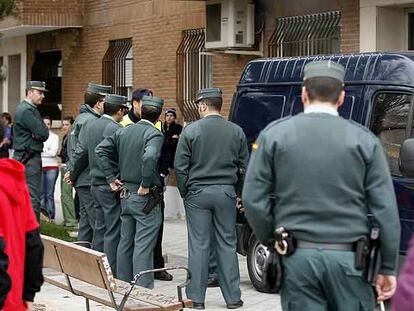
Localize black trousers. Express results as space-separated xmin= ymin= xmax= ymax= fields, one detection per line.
xmin=153 ymin=199 xmax=165 ymax=268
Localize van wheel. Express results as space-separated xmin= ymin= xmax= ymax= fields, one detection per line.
xmin=246 ymin=234 xmax=278 ymax=293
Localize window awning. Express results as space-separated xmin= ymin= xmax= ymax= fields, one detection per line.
xmin=268 ymin=11 xmax=341 ymax=57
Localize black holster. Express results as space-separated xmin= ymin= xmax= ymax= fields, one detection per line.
xmin=19 ymin=149 xmax=35 ymax=165
xmin=143 ymin=186 xmax=163 ymax=215
xmin=262 ymin=246 xmax=282 ymax=293
xmin=354 ymin=227 xmax=381 ymax=285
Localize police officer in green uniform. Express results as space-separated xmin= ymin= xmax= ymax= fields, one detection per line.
xmin=175 ymin=88 xmax=248 ymax=310
xmin=79 ymin=94 xmax=127 ymax=274
xmin=13 ymin=81 xmax=49 ymax=220
xmin=243 ymin=61 xmax=401 ymax=310
xmin=95 ymin=96 xmax=164 ymax=288
xmin=66 ymin=83 xmax=111 ymax=248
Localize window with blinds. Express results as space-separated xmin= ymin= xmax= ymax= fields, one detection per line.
xmin=102 ymin=38 xmax=133 ymax=97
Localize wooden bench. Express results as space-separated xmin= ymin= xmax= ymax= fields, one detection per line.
xmin=42 ymin=235 xmax=192 ymax=311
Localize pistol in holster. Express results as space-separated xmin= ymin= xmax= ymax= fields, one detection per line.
xmin=261 ymin=227 xmax=295 ymax=293
xmin=19 ymin=148 xmax=35 ymax=165
xmin=354 ymin=226 xmax=381 ymax=285
xmin=143 ymin=186 xmax=163 ymax=215
xmin=262 ymin=245 xmax=282 ymax=293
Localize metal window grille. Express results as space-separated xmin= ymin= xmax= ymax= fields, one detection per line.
xmin=268 ymin=11 xmax=341 ymax=57
xmin=177 ymin=29 xmax=213 ymax=121
xmin=102 ymin=38 xmax=133 ymax=96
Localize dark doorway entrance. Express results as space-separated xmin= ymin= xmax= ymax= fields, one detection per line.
xmin=31 ymin=50 xmax=62 ymax=119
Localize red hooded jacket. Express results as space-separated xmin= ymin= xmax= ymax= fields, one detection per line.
xmin=0 ymin=159 xmax=43 ymax=311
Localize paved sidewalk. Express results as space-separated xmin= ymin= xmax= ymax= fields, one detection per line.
xmin=35 ymin=220 xmax=282 ymax=310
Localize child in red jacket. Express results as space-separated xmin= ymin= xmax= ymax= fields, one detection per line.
xmin=0 ymin=123 xmax=44 ymax=311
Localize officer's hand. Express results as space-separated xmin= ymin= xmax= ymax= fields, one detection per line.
xmin=110 ymin=179 xmax=123 ymax=192
xmin=63 ymin=171 xmax=72 ymax=185
xmin=138 ymin=186 xmax=149 ymax=196
xmin=375 ymin=274 xmax=397 ymax=301
xmin=236 ymin=197 xmax=245 ymax=212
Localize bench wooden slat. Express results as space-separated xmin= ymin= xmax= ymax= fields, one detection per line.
xmin=44 ymin=270 xmax=160 ymax=311
xmin=42 ymin=236 xmax=63 ymax=272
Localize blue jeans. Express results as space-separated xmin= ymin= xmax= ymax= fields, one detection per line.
xmin=41 ymin=168 xmax=59 ymax=219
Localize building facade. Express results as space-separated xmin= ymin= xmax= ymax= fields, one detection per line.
xmin=0 ymin=0 xmax=365 ymax=122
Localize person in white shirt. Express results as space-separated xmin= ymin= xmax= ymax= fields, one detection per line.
xmin=40 ymin=116 xmax=59 ymax=221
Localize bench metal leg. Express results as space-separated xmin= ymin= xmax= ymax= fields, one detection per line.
xmin=117 ymin=266 xmax=191 ymax=311
xmin=85 ymin=297 xmax=90 ymax=311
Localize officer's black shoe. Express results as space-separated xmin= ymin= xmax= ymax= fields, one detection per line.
xmin=154 ymin=270 xmax=173 ymax=281
xmin=192 ymin=302 xmax=205 ymax=310
xmin=207 ymin=277 xmax=219 ymax=287
xmin=227 ymin=300 xmax=244 ymax=309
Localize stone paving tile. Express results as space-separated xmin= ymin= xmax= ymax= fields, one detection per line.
xmin=35 ymin=220 xmax=282 ymax=310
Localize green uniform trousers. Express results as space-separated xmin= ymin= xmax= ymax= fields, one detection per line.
xmin=18 ymin=153 xmax=42 ymax=221
xmin=116 ymin=186 xmax=161 ymax=288
xmin=185 ymin=185 xmax=241 ymax=304
xmin=91 ymin=184 xmax=121 ymax=275
xmin=281 ymin=248 xmax=376 ymax=311
xmin=60 ymin=167 xmax=77 ymax=227
xmin=76 ymin=186 xmax=96 ymax=248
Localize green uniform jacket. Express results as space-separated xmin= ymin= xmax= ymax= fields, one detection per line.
xmin=88 ymin=115 xmax=121 ymax=186
xmin=67 ymin=104 xmax=101 ymax=187
xmin=95 ymin=120 xmax=164 ymax=188
xmin=243 ymin=113 xmax=401 ymax=275
xmin=174 ymin=115 xmax=249 ymax=198
xmin=13 ymin=100 xmax=49 ymax=153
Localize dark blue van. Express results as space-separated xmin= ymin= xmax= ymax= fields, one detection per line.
xmin=230 ymin=52 xmax=414 ymax=293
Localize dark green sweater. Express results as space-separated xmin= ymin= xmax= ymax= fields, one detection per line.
xmin=95 ymin=120 xmax=164 ymax=188
xmin=13 ymin=100 xmax=49 ymax=153
xmin=174 ymin=115 xmax=249 ymax=197
xmin=243 ymin=112 xmax=401 ymax=275
xmin=67 ymin=104 xmax=101 ymax=187
xmin=87 ymin=115 xmax=121 ymax=186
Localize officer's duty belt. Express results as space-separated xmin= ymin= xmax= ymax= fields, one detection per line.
xmin=297 ymin=240 xmax=354 ymax=251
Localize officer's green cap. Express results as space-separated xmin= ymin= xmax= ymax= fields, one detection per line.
xmin=304 ymin=60 xmax=345 ymax=83
xmin=87 ymin=83 xmax=111 ymax=95
xmin=194 ymin=87 xmax=222 ymax=103
xmin=142 ymin=95 xmax=164 ymax=109
xmin=104 ymin=94 xmax=128 ymax=107
xmin=27 ymin=81 xmax=47 ymax=92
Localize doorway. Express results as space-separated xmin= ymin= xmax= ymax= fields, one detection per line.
xmin=31 ymin=50 xmax=62 ymax=119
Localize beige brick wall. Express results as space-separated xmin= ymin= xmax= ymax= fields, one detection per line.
xmin=22 ymin=0 xmax=83 ymax=26
xmin=26 ymin=0 xmax=359 ymax=121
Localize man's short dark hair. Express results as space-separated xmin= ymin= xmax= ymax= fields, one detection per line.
xmin=304 ymin=77 xmax=343 ymax=103
xmin=132 ymin=88 xmax=153 ymax=102
xmin=84 ymin=92 xmax=104 ymax=108
xmin=1 ymin=112 xmax=11 ymax=124
xmin=63 ymin=116 xmax=74 ymax=124
xmin=104 ymin=103 xmax=123 ymax=116
xmin=141 ymin=105 xmax=162 ymax=124
xmin=203 ymin=97 xmax=222 ymax=111
xmin=43 ymin=116 xmax=52 ymax=122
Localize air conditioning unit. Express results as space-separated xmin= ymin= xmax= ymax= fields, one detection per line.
xmin=205 ymin=0 xmax=255 ymax=50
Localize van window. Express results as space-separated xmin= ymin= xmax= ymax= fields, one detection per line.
xmin=370 ymin=93 xmax=413 ymax=175
xmin=232 ymin=92 xmax=287 ymax=150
